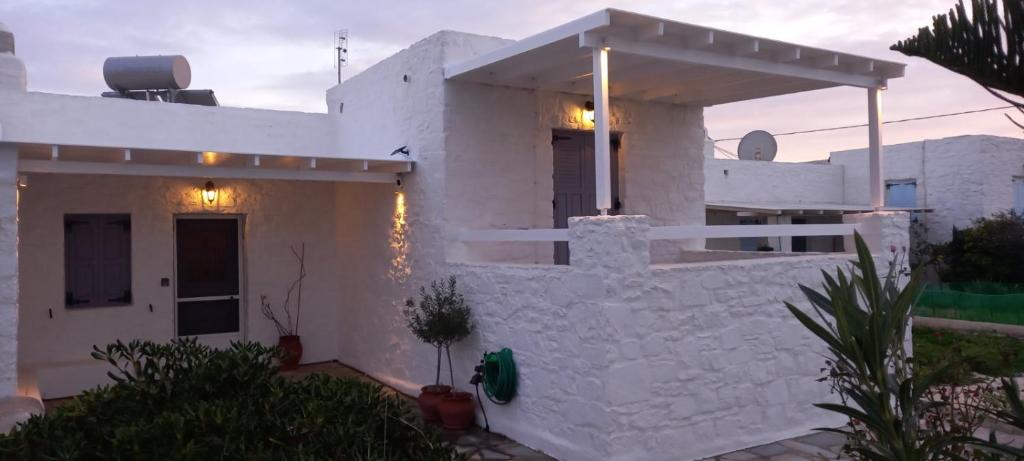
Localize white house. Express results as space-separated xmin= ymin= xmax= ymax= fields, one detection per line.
xmin=705 ymin=135 xmax=1024 ymax=253
xmin=0 ymin=10 xmax=911 ymax=460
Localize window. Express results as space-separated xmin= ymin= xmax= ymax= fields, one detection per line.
xmin=885 ymin=180 xmax=917 ymax=208
xmin=64 ymin=214 xmax=131 ymax=308
xmin=1015 ymin=177 xmax=1024 ymax=214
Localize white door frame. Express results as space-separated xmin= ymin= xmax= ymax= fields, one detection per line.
xmin=172 ymin=214 xmax=246 ymax=346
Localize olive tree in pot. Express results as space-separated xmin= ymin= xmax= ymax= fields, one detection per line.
xmin=403 ymin=276 xmax=474 ymax=428
xmin=260 ymin=243 xmax=306 ymax=370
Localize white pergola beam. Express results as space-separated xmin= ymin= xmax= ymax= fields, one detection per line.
xmin=849 ymin=60 xmax=875 ymax=74
xmin=733 ymin=39 xmax=760 ymax=56
xmin=815 ymin=53 xmax=840 ymax=68
xmin=588 ymin=35 xmax=882 ymax=88
xmin=122 ymin=149 xmax=132 ymax=162
xmin=50 ymin=145 xmax=59 ymax=160
xmin=18 ymin=159 xmax=397 ymax=184
xmin=248 ymin=155 xmax=261 ymax=168
xmin=868 ymin=87 xmax=884 ymax=208
xmin=444 ymin=9 xmax=611 ymax=79
xmin=687 ymin=30 xmax=715 ymax=48
xmin=637 ymin=22 xmax=665 ymax=41
xmin=776 ymin=47 xmax=801 ymax=62
xmin=592 ymin=47 xmax=612 ymax=214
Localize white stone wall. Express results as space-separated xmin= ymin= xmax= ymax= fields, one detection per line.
xmin=831 ymin=135 xmax=1024 ymax=243
xmin=704 ymin=157 xmax=846 ymax=205
xmin=18 ymin=174 xmax=340 ymax=397
xmin=0 ymin=145 xmax=17 ymax=397
xmin=450 ymin=215 xmax=873 ymax=461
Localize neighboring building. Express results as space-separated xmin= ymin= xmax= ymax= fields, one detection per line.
xmin=0 ymin=11 xmax=911 ymax=461
xmin=705 ymin=135 xmax=1024 ymax=253
xmin=831 ymin=135 xmax=1024 ymax=243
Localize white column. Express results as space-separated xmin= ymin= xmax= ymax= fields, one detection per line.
xmin=592 ymin=47 xmax=612 ymax=214
xmin=868 ymin=87 xmax=884 ymax=209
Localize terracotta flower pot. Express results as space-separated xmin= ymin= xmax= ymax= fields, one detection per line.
xmin=278 ymin=335 xmax=303 ymax=370
xmin=417 ymin=385 xmax=452 ymax=422
xmin=438 ymin=391 xmax=475 ymax=430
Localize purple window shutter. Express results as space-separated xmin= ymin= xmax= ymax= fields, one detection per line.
xmin=65 ymin=214 xmax=131 ymax=308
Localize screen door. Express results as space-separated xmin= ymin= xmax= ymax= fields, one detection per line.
xmin=175 ymin=216 xmax=243 ymax=346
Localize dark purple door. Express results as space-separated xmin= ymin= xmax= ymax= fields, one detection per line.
xmin=175 ymin=217 xmax=241 ymax=337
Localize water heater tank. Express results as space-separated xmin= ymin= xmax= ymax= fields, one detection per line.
xmin=103 ymin=55 xmax=191 ymax=91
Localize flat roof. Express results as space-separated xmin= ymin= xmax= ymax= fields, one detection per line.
xmin=445 ymin=9 xmax=906 ymax=106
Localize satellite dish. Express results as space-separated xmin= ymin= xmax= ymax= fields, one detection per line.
xmin=737 ymin=130 xmax=778 ymax=161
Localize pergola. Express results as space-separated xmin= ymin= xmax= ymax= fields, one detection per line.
xmin=445 ymin=9 xmax=906 ymax=213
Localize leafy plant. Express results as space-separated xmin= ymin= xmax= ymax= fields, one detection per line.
xmin=403 ymin=276 xmax=474 ymax=387
xmin=261 ymin=243 xmax=307 ymax=336
xmin=785 ymin=232 xmax=953 ymax=459
xmin=892 ymin=0 xmax=1024 ymax=129
xmin=933 ymin=211 xmax=1024 ymax=285
xmin=0 ymin=339 xmax=460 ymax=461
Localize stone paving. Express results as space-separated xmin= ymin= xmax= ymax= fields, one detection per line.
xmin=702 ymin=431 xmax=848 ymax=460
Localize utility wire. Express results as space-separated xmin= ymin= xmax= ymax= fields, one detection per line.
xmin=713 ymin=105 xmax=1015 ymax=142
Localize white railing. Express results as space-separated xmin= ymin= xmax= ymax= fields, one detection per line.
xmin=459 ymin=224 xmax=857 ymax=243
xmin=648 ymin=224 xmax=858 ymax=240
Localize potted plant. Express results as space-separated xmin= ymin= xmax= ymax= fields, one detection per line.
xmin=260 ymin=243 xmax=306 ymax=370
xmin=403 ymin=276 xmax=474 ymax=427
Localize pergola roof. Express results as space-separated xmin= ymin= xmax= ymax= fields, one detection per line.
xmin=445 ymin=9 xmax=906 ymax=106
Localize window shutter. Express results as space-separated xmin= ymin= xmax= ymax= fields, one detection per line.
xmin=64 ymin=214 xmax=132 ymax=308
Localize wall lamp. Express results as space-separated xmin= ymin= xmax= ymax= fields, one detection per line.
xmin=583 ymin=100 xmax=596 ymax=123
xmin=203 ymin=180 xmax=218 ymax=204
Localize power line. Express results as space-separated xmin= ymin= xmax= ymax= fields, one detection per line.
xmin=713 ymin=105 xmax=1016 ymax=142
xmin=713 ymin=145 xmax=738 ymax=159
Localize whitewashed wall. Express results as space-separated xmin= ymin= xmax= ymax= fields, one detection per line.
xmin=18 ymin=174 xmax=341 ymax=397
xmin=0 ymin=146 xmax=16 ymax=397
xmin=831 ymin=135 xmax=1024 ymax=243
xmin=704 ymin=157 xmax=845 ymax=205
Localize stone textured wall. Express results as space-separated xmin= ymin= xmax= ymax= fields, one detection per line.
xmin=831 ymin=135 xmax=1024 ymax=243
xmin=18 ymin=174 xmax=340 ymax=397
xmin=0 ymin=145 xmax=16 ymax=397
xmin=448 ymin=215 xmax=902 ymax=461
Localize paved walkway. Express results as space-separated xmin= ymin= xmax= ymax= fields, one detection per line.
xmin=285 ymin=361 xmax=555 ymax=460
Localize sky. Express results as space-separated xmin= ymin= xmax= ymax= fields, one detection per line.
xmin=2 ymin=0 xmax=1020 ymax=162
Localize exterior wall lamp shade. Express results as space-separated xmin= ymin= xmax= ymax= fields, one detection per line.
xmin=583 ymin=100 xmax=596 ymax=123
xmin=203 ymin=180 xmax=217 ymax=204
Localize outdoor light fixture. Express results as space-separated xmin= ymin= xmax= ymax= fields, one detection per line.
xmin=202 ymin=180 xmax=218 ymax=204
xmin=583 ymin=100 xmax=596 ymax=123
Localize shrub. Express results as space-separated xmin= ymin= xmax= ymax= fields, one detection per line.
xmin=786 ymin=232 xmax=950 ymax=458
xmin=933 ymin=210 xmax=1024 ymax=284
xmin=0 ymin=339 xmax=460 ymax=461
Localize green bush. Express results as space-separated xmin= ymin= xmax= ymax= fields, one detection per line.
xmin=933 ymin=210 xmax=1024 ymax=284
xmin=0 ymin=339 xmax=460 ymax=461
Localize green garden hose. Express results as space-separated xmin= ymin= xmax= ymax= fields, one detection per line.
xmin=471 ymin=348 xmax=517 ymax=432
xmin=481 ymin=348 xmax=517 ymax=404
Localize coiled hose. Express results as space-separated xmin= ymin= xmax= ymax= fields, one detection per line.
xmin=471 ymin=348 xmax=517 ymax=431
xmin=481 ymin=348 xmax=517 ymax=404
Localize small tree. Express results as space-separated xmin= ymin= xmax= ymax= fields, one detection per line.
xmin=891 ymin=0 xmax=1024 ymax=128
xmin=403 ymin=276 xmax=473 ymax=387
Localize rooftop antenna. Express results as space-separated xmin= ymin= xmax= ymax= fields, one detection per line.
xmin=334 ymin=29 xmax=349 ymax=84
